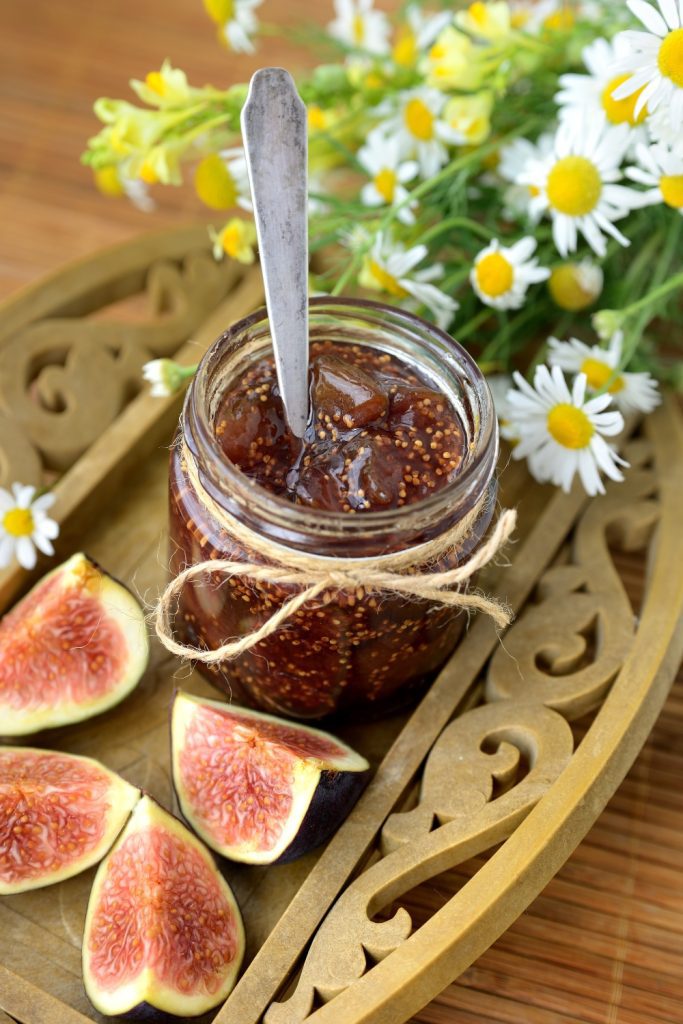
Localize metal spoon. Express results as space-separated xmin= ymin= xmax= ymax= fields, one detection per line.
xmin=241 ymin=67 xmax=309 ymax=438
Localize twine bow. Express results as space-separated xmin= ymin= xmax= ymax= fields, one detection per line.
xmin=154 ymin=443 xmax=516 ymax=663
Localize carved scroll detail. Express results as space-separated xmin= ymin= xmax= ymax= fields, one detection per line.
xmin=265 ymin=702 xmax=573 ymax=1024
xmin=0 ymin=249 xmax=234 ymax=479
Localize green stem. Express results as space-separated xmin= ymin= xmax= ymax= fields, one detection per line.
xmin=419 ymin=217 xmax=497 ymax=247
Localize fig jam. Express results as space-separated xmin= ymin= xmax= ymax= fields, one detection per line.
xmin=168 ymin=300 xmax=498 ymax=720
xmin=214 ymin=342 xmax=466 ymax=513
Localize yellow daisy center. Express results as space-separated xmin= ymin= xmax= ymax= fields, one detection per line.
xmin=547 ymin=405 xmax=594 ymax=449
xmin=373 ymin=168 xmax=397 ymax=203
xmin=203 ymin=0 xmax=234 ymax=25
xmin=601 ymin=73 xmax=648 ymax=125
xmin=404 ymin=99 xmax=435 ymax=141
xmin=546 ymin=156 xmax=602 ymax=216
xmin=660 ymin=173 xmax=683 ymax=209
xmin=145 ymin=71 xmax=167 ymax=96
xmin=194 ymin=154 xmax=237 ymax=210
xmin=548 ymin=265 xmax=597 ymax=311
xmin=475 ymin=252 xmax=514 ymax=298
xmin=352 ymin=12 xmax=365 ymax=45
xmin=658 ymin=28 xmax=683 ymax=89
xmin=580 ymin=357 xmax=624 ymax=394
xmin=3 ymin=508 xmax=34 ymax=538
xmin=393 ymin=28 xmax=417 ymax=67
xmin=367 ymin=260 xmax=410 ymax=298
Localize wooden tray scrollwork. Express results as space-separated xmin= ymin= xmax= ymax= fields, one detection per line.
xmin=0 ymin=228 xmax=681 ymax=1024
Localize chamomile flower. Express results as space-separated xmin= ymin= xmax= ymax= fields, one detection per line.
xmin=209 ymin=218 xmax=258 ymax=263
xmin=548 ymin=260 xmax=604 ymax=310
xmin=328 ymin=0 xmax=390 ymax=55
xmin=610 ymin=0 xmax=683 ymax=131
xmin=471 ymin=237 xmax=550 ymax=310
xmin=375 ymin=88 xmax=465 ymax=178
xmin=647 ymin=106 xmax=683 ymax=156
xmin=548 ymin=332 xmax=661 ymax=414
xmin=505 ymin=365 xmax=627 ymax=495
xmin=455 ymin=1 xmax=512 ymax=41
xmin=203 ymin=0 xmax=262 ymax=53
xmin=359 ymin=234 xmax=459 ymax=329
xmin=625 ymin=141 xmax=683 ymax=212
xmin=498 ymin=132 xmax=554 ymax=223
xmin=357 ymin=132 xmax=419 ymax=224
xmin=392 ymin=5 xmax=452 ymax=68
xmin=142 ymin=359 xmax=197 ymax=397
xmin=0 ymin=485 xmax=59 ymax=571
xmin=517 ymin=115 xmax=639 ymax=257
xmin=194 ymin=149 xmax=251 ymax=212
xmin=556 ymin=37 xmax=649 ymax=127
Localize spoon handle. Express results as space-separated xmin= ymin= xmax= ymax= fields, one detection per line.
xmin=241 ymin=67 xmax=309 ymax=438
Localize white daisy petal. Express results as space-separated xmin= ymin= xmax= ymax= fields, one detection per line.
xmin=15 ymin=536 xmax=37 ymax=571
xmin=628 ymin=0 xmax=668 ymax=35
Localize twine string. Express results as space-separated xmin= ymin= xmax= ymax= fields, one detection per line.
xmin=154 ymin=443 xmax=517 ymax=663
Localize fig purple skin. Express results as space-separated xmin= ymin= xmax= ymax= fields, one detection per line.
xmin=170 ymin=691 xmax=371 ymax=866
xmin=82 ymin=794 xmax=244 ymax=1020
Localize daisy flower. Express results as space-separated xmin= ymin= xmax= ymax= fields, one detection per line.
xmin=203 ymin=0 xmax=262 ymax=53
xmin=328 ymin=0 xmax=390 ymax=55
xmin=556 ymin=36 xmax=650 ymax=128
xmin=498 ymin=132 xmax=555 ymax=224
xmin=359 ymin=233 xmax=459 ymax=330
xmin=0 ymin=485 xmax=59 ymax=571
xmin=392 ymin=5 xmax=452 ymax=68
xmin=548 ymin=260 xmax=604 ymax=311
xmin=625 ymin=141 xmax=683 ymax=212
xmin=505 ymin=365 xmax=627 ymax=495
xmin=375 ymin=88 xmax=465 ymax=178
xmin=610 ymin=0 xmax=683 ymax=131
xmin=357 ymin=132 xmax=419 ymax=224
xmin=142 ymin=359 xmax=197 ymax=398
xmin=471 ymin=237 xmax=550 ymax=310
xmin=194 ymin=149 xmax=251 ymax=212
xmin=517 ymin=114 xmax=639 ymax=257
xmin=548 ymin=332 xmax=661 ymax=414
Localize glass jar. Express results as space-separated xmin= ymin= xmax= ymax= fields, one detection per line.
xmin=168 ymin=298 xmax=498 ymax=720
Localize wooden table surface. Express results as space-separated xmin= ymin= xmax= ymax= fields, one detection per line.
xmin=2 ymin=2 xmax=682 ymax=1022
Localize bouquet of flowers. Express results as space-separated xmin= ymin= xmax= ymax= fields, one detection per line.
xmin=82 ymin=0 xmax=683 ymax=498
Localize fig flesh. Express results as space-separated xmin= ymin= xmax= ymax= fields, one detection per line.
xmin=171 ymin=691 xmax=370 ymax=865
xmin=83 ymin=794 xmax=244 ymax=1020
xmin=0 ymin=747 xmax=139 ymax=895
xmin=0 ymin=552 xmax=149 ymax=735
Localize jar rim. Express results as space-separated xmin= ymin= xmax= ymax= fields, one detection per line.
xmin=186 ymin=296 xmax=498 ymax=541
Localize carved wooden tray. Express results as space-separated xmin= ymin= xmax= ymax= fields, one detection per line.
xmin=1 ymin=226 xmax=681 ymax=1024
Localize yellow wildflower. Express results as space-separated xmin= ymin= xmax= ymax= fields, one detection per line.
xmin=425 ymin=27 xmax=484 ymax=91
xmin=456 ymin=2 xmax=512 ymax=42
xmin=444 ymin=92 xmax=494 ymax=145
xmin=194 ymin=154 xmax=241 ymax=209
xmin=210 ymin=219 xmax=258 ymax=263
xmin=130 ymin=60 xmax=195 ymax=108
xmin=93 ymin=166 xmax=124 ymax=198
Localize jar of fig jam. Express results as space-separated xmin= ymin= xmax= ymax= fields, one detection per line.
xmin=168 ymin=298 xmax=498 ymax=720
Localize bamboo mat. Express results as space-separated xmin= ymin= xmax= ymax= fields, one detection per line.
xmin=1 ymin=3 xmax=682 ymax=1021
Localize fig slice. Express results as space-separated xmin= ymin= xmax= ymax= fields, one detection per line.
xmin=0 ymin=552 xmax=149 ymax=736
xmin=171 ymin=691 xmax=371 ymax=865
xmin=0 ymin=746 xmax=140 ymax=895
xmin=83 ymin=794 xmax=245 ymax=1020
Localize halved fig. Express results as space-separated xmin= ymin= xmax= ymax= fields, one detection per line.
xmin=0 ymin=552 xmax=149 ymax=735
xmin=83 ymin=794 xmax=244 ymax=1020
xmin=0 ymin=746 xmax=139 ymax=895
xmin=171 ymin=691 xmax=370 ymax=865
